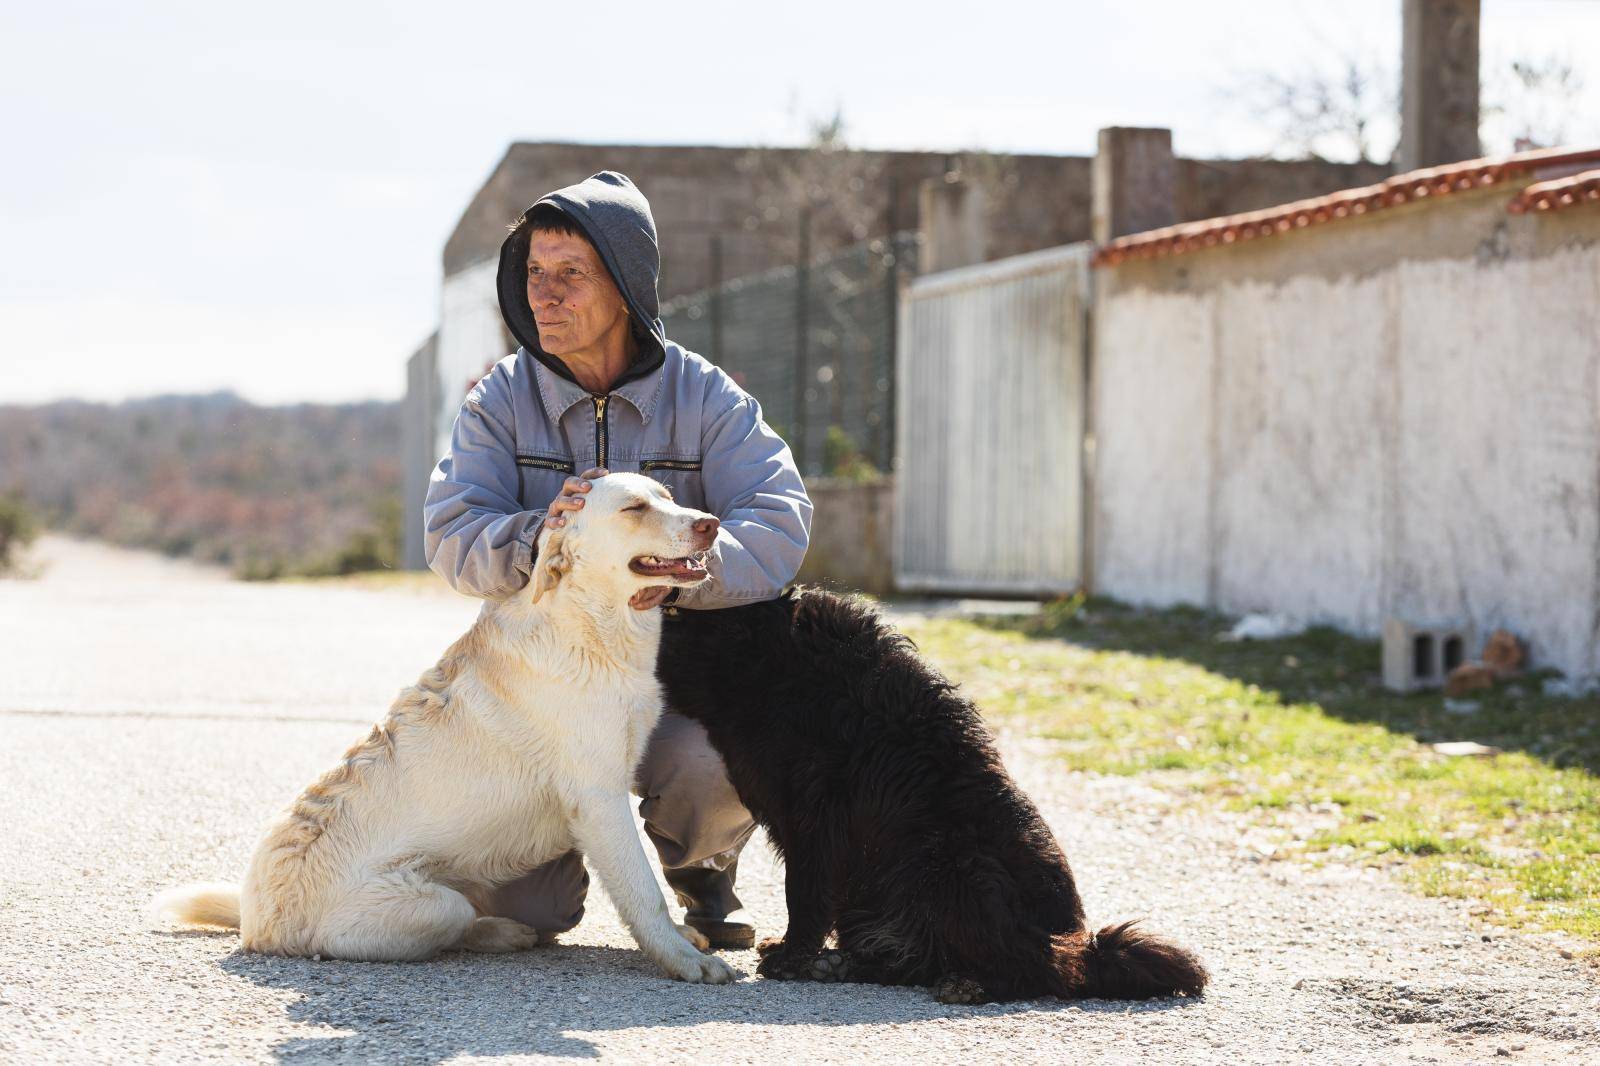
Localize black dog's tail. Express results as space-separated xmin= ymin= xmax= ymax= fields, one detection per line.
xmin=1049 ymin=920 xmax=1208 ymax=1000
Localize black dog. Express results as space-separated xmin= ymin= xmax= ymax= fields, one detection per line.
xmin=658 ymin=588 xmax=1208 ymax=1004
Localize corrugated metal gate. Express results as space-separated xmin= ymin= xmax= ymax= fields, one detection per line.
xmin=894 ymin=244 xmax=1091 ymax=594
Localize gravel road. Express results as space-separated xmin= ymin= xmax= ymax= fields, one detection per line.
xmin=2 ymin=537 xmax=1596 ymax=1064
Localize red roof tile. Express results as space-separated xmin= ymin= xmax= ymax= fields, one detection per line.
xmin=1507 ymin=167 xmax=1600 ymax=215
xmin=1092 ymin=145 xmax=1600 ymax=267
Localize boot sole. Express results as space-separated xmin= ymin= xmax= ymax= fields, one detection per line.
xmin=687 ymin=920 xmax=756 ymax=950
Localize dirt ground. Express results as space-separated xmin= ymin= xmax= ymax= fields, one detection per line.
xmin=1 ymin=538 xmax=1596 ymax=1064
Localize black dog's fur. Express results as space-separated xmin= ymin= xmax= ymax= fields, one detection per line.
xmin=658 ymin=588 xmax=1208 ymax=1004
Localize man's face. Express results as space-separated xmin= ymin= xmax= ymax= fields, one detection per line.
xmin=525 ymin=230 xmax=630 ymax=358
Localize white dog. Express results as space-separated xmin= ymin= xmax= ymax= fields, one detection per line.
xmin=153 ymin=473 xmax=735 ymax=984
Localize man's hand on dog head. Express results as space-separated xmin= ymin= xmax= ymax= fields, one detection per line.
xmin=545 ymin=467 xmax=608 ymax=530
xmin=544 ymin=467 xmax=676 ymax=612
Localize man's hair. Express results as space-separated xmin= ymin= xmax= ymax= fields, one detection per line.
xmin=512 ymin=203 xmax=588 ymax=243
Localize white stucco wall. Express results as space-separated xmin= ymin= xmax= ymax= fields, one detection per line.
xmin=433 ymin=258 xmax=505 ymax=458
xmin=1093 ymin=198 xmax=1600 ymax=678
xmin=1091 ymin=291 xmax=1213 ymax=605
xmin=1209 ymin=274 xmax=1389 ymax=627
xmin=1388 ymin=251 xmax=1600 ymax=675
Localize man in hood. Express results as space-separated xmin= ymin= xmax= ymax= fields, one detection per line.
xmin=424 ymin=172 xmax=812 ymax=949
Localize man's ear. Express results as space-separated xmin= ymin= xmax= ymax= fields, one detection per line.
xmin=529 ymin=527 xmax=570 ymax=603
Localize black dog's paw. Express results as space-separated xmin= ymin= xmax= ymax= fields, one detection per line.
xmin=755 ymin=938 xmax=806 ymax=980
xmin=805 ymin=950 xmax=855 ymax=983
xmin=756 ymin=948 xmax=806 ymax=980
xmin=756 ymin=940 xmax=836 ymax=982
xmin=934 ymin=975 xmax=989 ymax=1005
xmin=758 ymin=944 xmax=859 ymax=984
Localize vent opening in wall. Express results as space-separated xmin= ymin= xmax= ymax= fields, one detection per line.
xmin=1413 ymin=635 xmax=1435 ymax=681
xmin=1442 ymin=635 xmax=1464 ymax=673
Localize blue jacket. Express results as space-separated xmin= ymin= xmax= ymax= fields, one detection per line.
xmin=423 ymin=171 xmax=811 ymax=607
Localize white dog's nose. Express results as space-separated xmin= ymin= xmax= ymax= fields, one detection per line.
xmin=691 ymin=516 xmax=719 ymax=551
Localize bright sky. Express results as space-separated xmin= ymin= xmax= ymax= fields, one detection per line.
xmin=2 ymin=0 xmax=1596 ymax=405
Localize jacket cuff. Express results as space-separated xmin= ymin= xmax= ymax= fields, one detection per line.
xmin=515 ymin=510 xmax=547 ymax=578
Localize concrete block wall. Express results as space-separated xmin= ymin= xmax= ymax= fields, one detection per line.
xmin=794 ymin=478 xmax=896 ymax=595
xmin=442 ymin=142 xmax=1390 ymax=301
xmin=442 ymin=143 xmax=1091 ymax=302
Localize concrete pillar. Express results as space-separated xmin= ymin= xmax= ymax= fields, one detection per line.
xmin=1397 ymin=0 xmax=1480 ymax=172
xmin=401 ymin=332 xmax=439 ymax=571
xmin=1092 ymin=127 xmax=1177 ymax=244
xmin=918 ymin=174 xmax=988 ymax=273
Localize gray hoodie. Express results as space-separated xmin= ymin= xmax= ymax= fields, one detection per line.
xmin=423 ymin=171 xmax=812 ymax=608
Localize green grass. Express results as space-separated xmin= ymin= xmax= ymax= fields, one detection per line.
xmin=896 ymin=597 xmax=1600 ymax=945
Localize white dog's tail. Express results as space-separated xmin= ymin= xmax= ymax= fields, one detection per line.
xmin=151 ymin=882 xmax=241 ymax=930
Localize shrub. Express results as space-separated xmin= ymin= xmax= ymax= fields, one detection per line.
xmin=0 ymin=493 xmax=39 ymax=576
xmin=235 ymin=495 xmax=402 ymax=581
xmin=823 ymin=425 xmax=882 ymax=483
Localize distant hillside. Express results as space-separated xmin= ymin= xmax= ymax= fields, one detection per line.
xmin=0 ymin=393 xmax=404 ymax=578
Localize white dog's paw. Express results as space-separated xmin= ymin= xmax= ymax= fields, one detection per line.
xmin=460 ymin=916 xmax=541 ymax=953
xmin=688 ymin=952 xmax=737 ymax=984
xmin=676 ymin=923 xmax=710 ymax=952
xmin=664 ymin=945 xmax=737 ymax=984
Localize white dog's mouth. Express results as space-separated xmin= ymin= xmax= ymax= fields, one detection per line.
xmin=629 ymin=552 xmax=709 ymax=582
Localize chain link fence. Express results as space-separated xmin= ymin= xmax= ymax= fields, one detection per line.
xmin=661 ymin=232 xmax=919 ymax=477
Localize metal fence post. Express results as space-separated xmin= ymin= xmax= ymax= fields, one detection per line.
xmin=709 ymin=233 xmax=724 ymax=368
xmin=881 ymin=175 xmax=900 ymax=472
xmin=792 ymin=207 xmax=811 ymax=474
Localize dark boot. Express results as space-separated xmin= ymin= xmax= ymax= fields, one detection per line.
xmin=664 ymin=855 xmax=755 ymax=950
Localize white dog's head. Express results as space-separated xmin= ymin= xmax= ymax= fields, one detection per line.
xmin=528 ymin=472 xmax=718 ymax=605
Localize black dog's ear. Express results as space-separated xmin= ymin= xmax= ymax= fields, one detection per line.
xmin=529 ymin=527 xmax=571 ymax=604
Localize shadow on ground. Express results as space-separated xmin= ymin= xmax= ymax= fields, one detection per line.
xmin=976 ymin=599 xmax=1600 ymax=776
xmin=219 ymin=941 xmax=1196 ymax=1062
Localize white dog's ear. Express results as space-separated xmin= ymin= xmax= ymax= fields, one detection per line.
xmin=529 ymin=527 xmax=571 ymax=603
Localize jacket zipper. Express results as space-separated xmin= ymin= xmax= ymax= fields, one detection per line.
xmin=516 ymin=454 xmax=575 ymax=474
xmin=593 ymin=395 xmax=609 ymax=469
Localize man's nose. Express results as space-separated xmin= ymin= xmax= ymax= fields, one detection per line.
xmin=691 ymin=516 xmax=719 ymax=550
xmin=528 ymin=278 xmax=563 ymax=306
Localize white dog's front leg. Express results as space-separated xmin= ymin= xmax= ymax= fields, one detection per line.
xmin=571 ymin=789 xmax=735 ymax=985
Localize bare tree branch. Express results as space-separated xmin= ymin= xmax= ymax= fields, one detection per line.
xmin=1228 ymin=44 xmax=1594 ymax=164
xmin=1482 ymin=52 xmax=1587 ymax=153
xmin=1224 ymin=51 xmax=1397 ymax=164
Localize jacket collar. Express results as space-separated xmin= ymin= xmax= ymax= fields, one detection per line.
xmin=530 ymin=348 xmax=667 ymax=426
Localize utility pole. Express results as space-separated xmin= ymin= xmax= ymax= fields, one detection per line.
xmin=1397 ymin=0 xmax=1481 ymax=171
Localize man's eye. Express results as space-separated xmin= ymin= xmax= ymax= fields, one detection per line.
xmin=527 ymin=266 xmax=541 ymax=275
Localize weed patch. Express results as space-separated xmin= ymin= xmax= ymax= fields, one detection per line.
xmin=897 ymin=599 xmax=1600 ymax=942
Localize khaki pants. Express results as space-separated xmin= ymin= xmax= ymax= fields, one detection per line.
xmin=481 ymin=713 xmax=754 ymax=932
